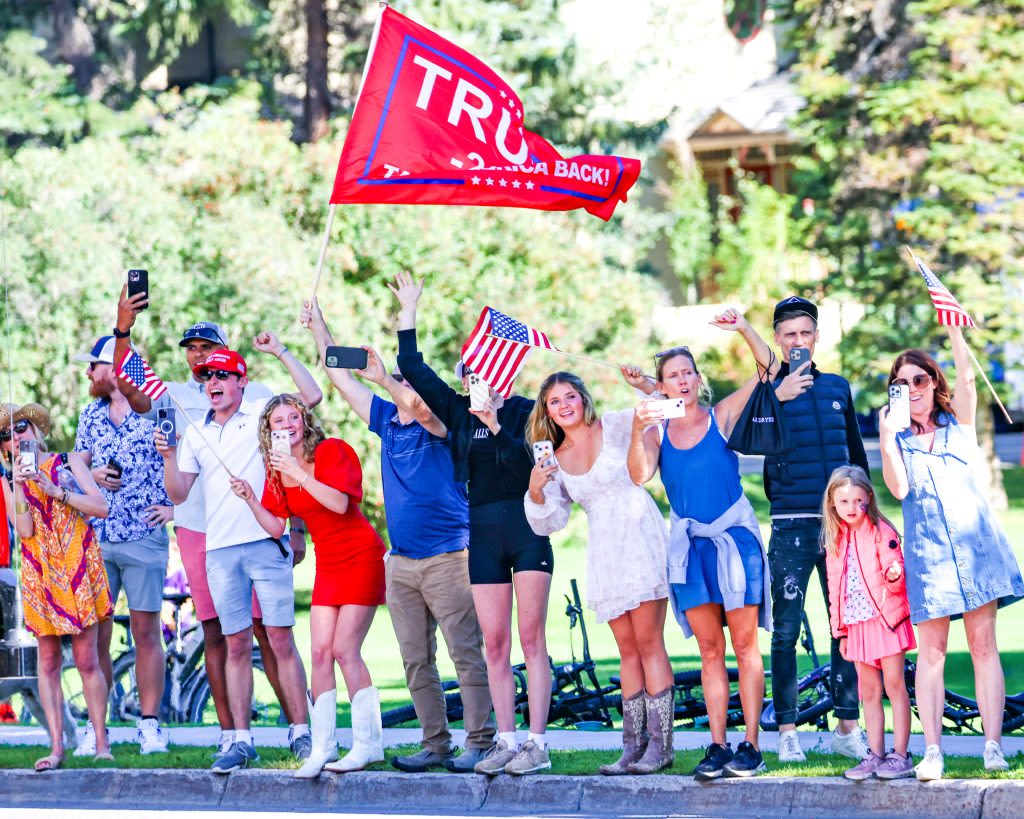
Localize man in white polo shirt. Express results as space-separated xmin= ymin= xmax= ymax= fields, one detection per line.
xmin=157 ymin=335 xmax=322 ymax=772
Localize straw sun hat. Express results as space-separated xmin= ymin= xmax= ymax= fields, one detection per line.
xmin=0 ymin=403 xmax=52 ymax=437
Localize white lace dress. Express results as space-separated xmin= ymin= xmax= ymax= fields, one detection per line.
xmin=524 ymin=409 xmax=669 ymax=623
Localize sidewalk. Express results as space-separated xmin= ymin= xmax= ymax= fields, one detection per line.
xmin=2 ymin=724 xmax=1022 ymax=758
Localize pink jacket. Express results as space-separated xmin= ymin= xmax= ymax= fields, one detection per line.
xmin=826 ymin=519 xmax=910 ymax=638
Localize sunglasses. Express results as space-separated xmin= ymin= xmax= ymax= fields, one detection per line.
xmin=892 ymin=374 xmax=932 ymax=390
xmin=0 ymin=419 xmax=30 ymax=442
xmin=197 ymin=370 xmax=239 ymax=382
xmin=654 ymin=345 xmax=691 ymax=362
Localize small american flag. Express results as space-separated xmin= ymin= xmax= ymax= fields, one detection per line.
xmin=117 ymin=348 xmax=167 ymax=399
xmin=910 ymin=250 xmax=976 ymax=328
xmin=461 ymin=307 xmax=557 ymax=397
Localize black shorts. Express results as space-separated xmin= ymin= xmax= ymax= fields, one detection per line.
xmin=468 ymin=498 xmax=554 ymax=585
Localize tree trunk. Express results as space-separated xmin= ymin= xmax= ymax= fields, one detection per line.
xmin=974 ymin=403 xmax=1008 ymax=511
xmin=51 ymin=0 xmax=98 ymax=96
xmin=304 ymin=0 xmax=331 ymax=143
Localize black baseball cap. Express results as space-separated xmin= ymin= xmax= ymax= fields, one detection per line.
xmin=773 ymin=296 xmax=818 ymax=327
xmin=179 ymin=322 xmax=228 ymax=347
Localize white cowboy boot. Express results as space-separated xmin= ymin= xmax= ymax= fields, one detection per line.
xmin=325 ymin=686 xmax=384 ymax=773
xmin=294 ymin=689 xmax=339 ymax=779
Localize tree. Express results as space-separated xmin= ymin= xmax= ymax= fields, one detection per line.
xmin=303 ymin=0 xmax=330 ymax=142
xmin=51 ymin=0 xmax=98 ymax=95
xmin=787 ymin=0 xmax=1024 ymax=506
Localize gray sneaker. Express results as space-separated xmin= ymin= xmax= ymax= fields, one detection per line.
xmin=875 ymin=751 xmax=915 ymax=780
xmin=844 ymin=751 xmax=884 ymax=781
xmin=473 ymin=739 xmax=518 ymax=775
xmin=211 ymin=741 xmax=260 ymax=774
xmin=391 ymin=747 xmax=454 ymax=773
xmin=504 ymin=739 xmax=551 ymax=776
xmin=445 ymin=746 xmax=488 ymax=773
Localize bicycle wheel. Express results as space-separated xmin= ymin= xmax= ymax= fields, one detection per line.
xmin=760 ymin=665 xmax=833 ymax=731
xmin=109 ymin=650 xmax=141 ymax=723
xmin=381 ymin=692 xmax=465 ymax=728
xmin=672 ymin=668 xmax=743 ymax=728
xmin=186 ymin=647 xmax=278 ymax=725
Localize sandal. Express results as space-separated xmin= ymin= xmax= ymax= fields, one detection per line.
xmin=34 ymin=753 xmax=64 ymax=772
xmin=94 ymin=751 xmax=114 ymax=762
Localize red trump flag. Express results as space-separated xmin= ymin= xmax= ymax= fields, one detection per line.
xmin=329 ymin=7 xmax=641 ymax=221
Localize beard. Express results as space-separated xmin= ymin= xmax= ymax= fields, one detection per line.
xmin=89 ymin=380 xmax=111 ymax=399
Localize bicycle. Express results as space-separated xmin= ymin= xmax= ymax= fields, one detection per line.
xmin=381 ymin=578 xmax=622 ymax=729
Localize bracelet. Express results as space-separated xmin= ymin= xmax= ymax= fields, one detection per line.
xmin=289 ymin=527 xmax=306 ymax=536
xmin=277 ymin=346 xmax=289 ymax=359
xmin=112 ymin=327 xmax=131 ymax=339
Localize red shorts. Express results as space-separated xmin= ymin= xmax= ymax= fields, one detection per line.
xmin=176 ymin=527 xmax=264 ymax=621
xmin=312 ymin=555 xmax=386 ymax=608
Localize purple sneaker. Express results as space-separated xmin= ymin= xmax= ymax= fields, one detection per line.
xmin=875 ymin=751 xmax=914 ymax=780
xmin=844 ymin=751 xmax=884 ymax=781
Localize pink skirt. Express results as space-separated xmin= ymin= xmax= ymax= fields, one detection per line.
xmin=843 ymin=616 xmax=916 ymax=669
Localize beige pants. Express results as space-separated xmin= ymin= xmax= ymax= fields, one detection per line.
xmin=385 ymin=549 xmax=495 ymax=752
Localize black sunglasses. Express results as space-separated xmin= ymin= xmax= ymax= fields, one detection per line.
xmin=654 ymin=345 xmax=691 ymax=362
xmin=0 ymin=419 xmax=30 ymax=442
xmin=892 ymin=374 xmax=932 ymax=389
xmin=198 ymin=370 xmax=239 ymax=382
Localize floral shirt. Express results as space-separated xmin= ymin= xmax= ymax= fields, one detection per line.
xmin=843 ymin=547 xmax=877 ymax=625
xmin=74 ymin=399 xmax=171 ymax=543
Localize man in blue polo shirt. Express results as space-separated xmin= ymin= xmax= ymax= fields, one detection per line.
xmin=300 ymin=299 xmax=494 ymax=774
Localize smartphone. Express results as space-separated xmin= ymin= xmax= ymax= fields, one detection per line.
xmin=127 ymin=269 xmax=149 ymax=309
xmin=789 ymin=347 xmax=811 ymax=371
xmin=468 ymin=373 xmax=489 ymax=412
xmin=271 ymin=430 xmax=291 ymax=455
xmin=106 ymin=457 xmax=123 ymax=479
xmin=532 ymin=440 xmax=555 ymax=469
xmin=324 ymin=346 xmax=368 ymax=370
xmin=157 ymin=407 xmax=177 ymax=447
xmin=648 ymin=397 xmax=687 ymax=419
xmin=19 ymin=440 xmax=38 ymax=473
xmin=888 ymin=383 xmax=911 ymax=431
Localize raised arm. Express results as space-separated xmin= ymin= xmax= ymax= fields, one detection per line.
xmin=253 ymin=330 xmax=323 ymax=409
xmin=627 ymin=402 xmax=664 ymax=485
xmin=878 ymin=406 xmax=909 ymax=500
xmin=946 ymin=325 xmax=977 ymax=425
xmin=113 ymin=284 xmax=155 ymax=414
xmin=299 ymin=298 xmax=374 ymax=425
xmin=710 ymin=308 xmax=779 ymax=438
xmin=359 ymin=346 xmax=448 ymax=438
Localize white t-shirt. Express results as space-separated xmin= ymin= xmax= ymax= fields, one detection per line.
xmin=147 ymin=379 xmax=273 ymax=532
xmin=176 ymin=396 xmax=274 ymax=550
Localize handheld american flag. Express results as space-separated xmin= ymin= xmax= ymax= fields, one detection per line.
xmin=117 ymin=348 xmax=167 ymax=399
xmin=910 ymin=250 xmax=977 ymax=328
xmin=461 ymin=307 xmax=557 ymax=397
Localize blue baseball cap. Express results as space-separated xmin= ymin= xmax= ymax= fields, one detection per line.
xmin=73 ymin=335 xmax=116 ymax=364
xmin=773 ymin=296 xmax=818 ymax=327
xmin=179 ymin=322 xmax=228 ymax=347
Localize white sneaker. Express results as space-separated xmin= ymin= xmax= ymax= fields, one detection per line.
xmin=831 ymin=726 xmax=868 ymax=760
xmin=915 ymin=744 xmax=944 ymax=781
xmin=777 ymin=730 xmax=806 ymax=763
xmin=73 ymin=722 xmax=97 ymax=757
xmin=136 ymin=718 xmax=169 ymax=755
xmin=984 ymin=740 xmax=1010 ymax=772
xmin=217 ymin=730 xmax=235 ymax=755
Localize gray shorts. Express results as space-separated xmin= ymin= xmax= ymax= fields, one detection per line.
xmin=100 ymin=528 xmax=170 ymax=613
xmin=205 ymin=539 xmax=295 ymax=635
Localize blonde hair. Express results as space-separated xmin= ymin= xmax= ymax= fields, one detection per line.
xmin=525 ymin=372 xmax=598 ymax=449
xmin=820 ymin=465 xmax=900 ymax=556
xmin=258 ymin=395 xmax=326 ymax=501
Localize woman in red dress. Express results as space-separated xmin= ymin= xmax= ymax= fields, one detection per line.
xmin=231 ymin=395 xmax=385 ymax=779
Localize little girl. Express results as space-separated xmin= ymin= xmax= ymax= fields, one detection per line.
xmin=822 ymin=466 xmax=916 ymax=781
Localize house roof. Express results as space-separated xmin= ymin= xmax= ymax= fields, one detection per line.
xmin=675 ymin=71 xmax=804 ymax=144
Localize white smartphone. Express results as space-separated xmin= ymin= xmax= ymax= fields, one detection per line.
xmin=888 ymin=384 xmax=911 ymax=431
xmin=468 ymin=373 xmax=489 ymax=412
xmin=19 ymin=440 xmax=38 ymax=473
xmin=271 ymin=430 xmax=291 ymax=455
xmin=648 ymin=397 xmax=687 ymax=419
xmin=532 ymin=440 xmax=555 ymax=469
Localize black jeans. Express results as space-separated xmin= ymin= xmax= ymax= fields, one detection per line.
xmin=768 ymin=518 xmax=859 ymax=724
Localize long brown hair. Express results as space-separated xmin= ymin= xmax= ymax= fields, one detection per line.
xmin=887 ymin=348 xmax=956 ymax=432
xmin=820 ymin=465 xmax=900 ymax=556
xmin=525 ymin=372 xmax=597 ymax=449
xmin=258 ymin=395 xmax=326 ymax=500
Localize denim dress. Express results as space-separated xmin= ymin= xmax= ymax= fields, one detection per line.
xmin=897 ymin=414 xmax=1023 ymax=623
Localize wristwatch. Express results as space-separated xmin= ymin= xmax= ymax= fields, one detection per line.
xmin=112 ymin=327 xmax=131 ymax=339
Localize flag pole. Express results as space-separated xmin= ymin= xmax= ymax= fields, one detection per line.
xmin=164 ymin=392 xmax=238 ymax=479
xmin=310 ymin=4 xmax=387 ymax=299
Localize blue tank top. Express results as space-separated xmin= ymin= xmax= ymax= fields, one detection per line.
xmin=660 ymin=411 xmax=744 ymax=522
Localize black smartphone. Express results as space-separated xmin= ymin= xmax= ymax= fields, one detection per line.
xmin=157 ymin=407 xmax=177 ymax=447
xmin=106 ymin=457 xmax=123 ymax=479
xmin=789 ymin=347 xmax=811 ymax=371
xmin=127 ymin=268 xmax=149 ymax=309
xmin=324 ymin=346 xmax=368 ymax=370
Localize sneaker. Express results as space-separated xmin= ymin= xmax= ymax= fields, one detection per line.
xmin=289 ymin=730 xmax=312 ymax=761
xmin=692 ymin=743 xmax=734 ymax=781
xmin=211 ymin=741 xmax=260 ymax=774
xmin=915 ymin=744 xmax=943 ymax=781
xmin=504 ymin=739 xmax=552 ymax=776
xmin=473 ymin=739 xmax=518 ymax=775
xmin=723 ymin=741 xmax=767 ymax=778
xmin=777 ymin=730 xmax=806 ymax=763
xmin=831 ymin=726 xmax=868 ymax=760
xmin=844 ymin=750 xmax=884 ymax=781
xmin=445 ymin=746 xmax=488 ymax=773
xmin=984 ymin=741 xmax=1010 ymax=772
xmin=136 ymin=718 xmax=169 ymax=755
xmin=875 ymin=751 xmax=915 ymax=780
xmin=392 ymin=747 xmax=454 ymax=773
xmin=73 ymin=723 xmax=108 ymax=757
xmin=213 ymin=731 xmax=234 ymax=759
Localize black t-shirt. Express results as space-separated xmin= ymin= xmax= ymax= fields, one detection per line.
xmin=466 ymin=423 xmax=520 ymax=507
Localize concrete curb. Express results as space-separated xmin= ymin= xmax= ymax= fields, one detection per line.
xmin=2 ymin=768 xmax=1023 ymax=817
